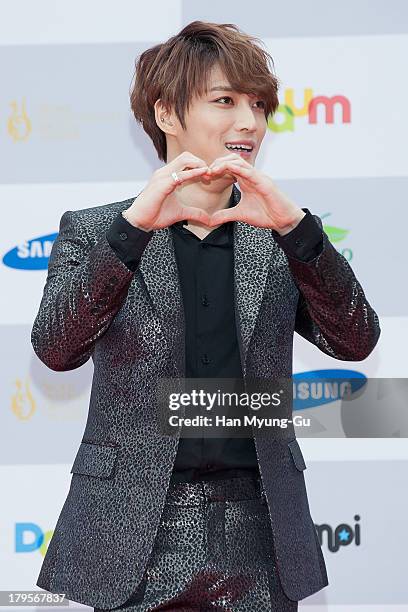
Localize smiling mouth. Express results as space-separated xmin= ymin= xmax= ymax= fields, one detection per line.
xmin=224 ymin=145 xmax=253 ymax=155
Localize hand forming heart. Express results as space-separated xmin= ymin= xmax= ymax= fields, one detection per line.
xmin=202 ymin=152 xmax=306 ymax=233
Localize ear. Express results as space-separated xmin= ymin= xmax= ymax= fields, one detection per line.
xmin=154 ymin=99 xmax=176 ymax=134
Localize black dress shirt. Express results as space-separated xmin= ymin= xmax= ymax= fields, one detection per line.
xmin=106 ymin=187 xmax=324 ymax=483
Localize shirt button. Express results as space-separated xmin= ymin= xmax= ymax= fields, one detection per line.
xmin=201 ymin=295 xmax=209 ymax=306
xmin=119 ymin=232 xmax=128 ymax=240
xmin=206 ymin=463 xmax=213 ymax=470
xmin=295 ymin=239 xmax=303 ymax=246
xmin=201 ymin=354 xmax=210 ymax=365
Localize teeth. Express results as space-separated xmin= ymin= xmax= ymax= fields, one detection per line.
xmin=225 ymin=144 xmax=252 ymax=151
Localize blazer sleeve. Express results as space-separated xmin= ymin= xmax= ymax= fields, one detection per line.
xmin=31 ymin=209 xmax=152 ymax=372
xmin=287 ymin=214 xmax=381 ymax=361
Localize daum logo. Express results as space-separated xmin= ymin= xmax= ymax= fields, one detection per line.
xmin=293 ymin=369 xmax=366 ymax=411
xmin=2 ymin=232 xmax=57 ymax=270
xmin=268 ymin=88 xmax=351 ymax=132
xmin=15 ymin=523 xmax=53 ymax=557
xmin=315 ymin=516 xmax=361 ymax=553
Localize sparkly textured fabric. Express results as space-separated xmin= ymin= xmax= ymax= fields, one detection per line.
xmin=93 ymin=476 xmax=298 ymax=611
xmin=32 ymin=184 xmax=381 ymax=609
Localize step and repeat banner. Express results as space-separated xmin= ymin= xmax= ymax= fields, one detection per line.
xmin=1 ymin=1 xmax=407 ymax=609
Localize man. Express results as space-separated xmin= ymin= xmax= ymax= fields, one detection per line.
xmin=32 ymin=21 xmax=381 ymax=611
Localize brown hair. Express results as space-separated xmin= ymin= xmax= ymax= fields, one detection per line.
xmin=130 ymin=20 xmax=281 ymax=162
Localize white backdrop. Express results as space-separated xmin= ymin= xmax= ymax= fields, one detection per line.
xmin=1 ymin=1 xmax=407 ymax=610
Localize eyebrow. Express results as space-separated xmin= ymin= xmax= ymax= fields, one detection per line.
xmin=208 ymin=85 xmax=258 ymax=97
xmin=209 ymin=85 xmax=235 ymax=92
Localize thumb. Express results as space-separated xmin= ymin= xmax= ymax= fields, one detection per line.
xmin=181 ymin=205 xmax=211 ymax=226
xmin=208 ymin=209 xmax=236 ymax=227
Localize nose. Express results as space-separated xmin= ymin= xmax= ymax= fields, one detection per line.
xmin=233 ymin=100 xmax=258 ymax=132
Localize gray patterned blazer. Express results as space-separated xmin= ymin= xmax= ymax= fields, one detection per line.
xmin=31 ymin=184 xmax=380 ymax=608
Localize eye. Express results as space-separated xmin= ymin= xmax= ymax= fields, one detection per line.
xmin=215 ymin=96 xmax=266 ymax=109
xmin=215 ymin=96 xmax=233 ymax=104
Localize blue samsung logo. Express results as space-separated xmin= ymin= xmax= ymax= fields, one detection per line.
xmin=3 ymin=232 xmax=57 ymax=270
xmin=293 ymin=369 xmax=366 ymax=410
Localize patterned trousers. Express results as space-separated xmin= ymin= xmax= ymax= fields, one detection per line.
xmin=94 ymin=475 xmax=298 ymax=611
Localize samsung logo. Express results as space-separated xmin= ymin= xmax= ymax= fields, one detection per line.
xmin=293 ymin=369 xmax=366 ymax=410
xmin=3 ymin=233 xmax=57 ymax=270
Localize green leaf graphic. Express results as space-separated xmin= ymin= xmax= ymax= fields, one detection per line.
xmin=323 ymin=225 xmax=349 ymax=243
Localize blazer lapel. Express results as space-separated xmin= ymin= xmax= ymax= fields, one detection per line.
xmin=138 ymin=228 xmax=186 ymax=376
xmin=233 ymin=219 xmax=276 ymax=377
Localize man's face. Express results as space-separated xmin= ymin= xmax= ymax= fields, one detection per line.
xmin=170 ymin=63 xmax=267 ymax=168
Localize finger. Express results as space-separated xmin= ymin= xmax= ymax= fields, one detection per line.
xmin=160 ymin=167 xmax=209 ymax=195
xmin=174 ymin=166 xmax=210 ymax=182
xmin=209 ymin=207 xmax=243 ymax=226
xmin=208 ymin=153 xmax=244 ymax=168
xmin=179 ymin=151 xmax=209 ymax=167
xmin=210 ymin=161 xmax=252 ymax=178
xmin=163 ymin=155 xmax=209 ymax=175
xmin=177 ymin=205 xmax=211 ymax=225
